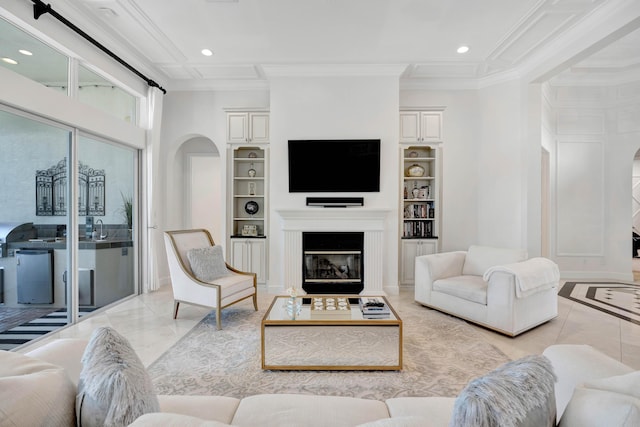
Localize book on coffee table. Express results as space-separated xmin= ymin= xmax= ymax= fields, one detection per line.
xmin=359 ymin=297 xmax=390 ymax=317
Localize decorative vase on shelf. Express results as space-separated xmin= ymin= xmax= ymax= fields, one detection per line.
xmin=406 ymin=164 xmax=425 ymax=177
xmin=248 ymin=162 xmax=256 ymax=178
xmin=412 ymin=186 xmax=420 ymax=199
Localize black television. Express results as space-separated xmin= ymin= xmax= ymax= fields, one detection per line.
xmin=288 ymin=139 xmax=381 ymax=193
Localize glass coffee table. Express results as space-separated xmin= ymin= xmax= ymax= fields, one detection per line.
xmin=261 ymin=295 xmax=402 ymax=370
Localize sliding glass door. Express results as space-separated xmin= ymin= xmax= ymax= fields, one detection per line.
xmin=0 ymin=107 xmax=138 ymax=350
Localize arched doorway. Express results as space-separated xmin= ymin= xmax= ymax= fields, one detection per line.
xmin=175 ymin=136 xmax=223 ymax=242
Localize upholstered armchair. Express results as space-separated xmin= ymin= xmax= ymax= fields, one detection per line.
xmin=414 ymin=245 xmax=559 ymax=336
xmin=164 ymin=229 xmax=257 ymax=329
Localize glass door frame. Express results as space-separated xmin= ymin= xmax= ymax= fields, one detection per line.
xmin=1 ymin=103 xmax=140 ymax=326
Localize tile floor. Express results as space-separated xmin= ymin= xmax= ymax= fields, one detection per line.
xmin=16 ymin=281 xmax=640 ymax=370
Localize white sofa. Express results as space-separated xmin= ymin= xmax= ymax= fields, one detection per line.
xmin=414 ymin=245 xmax=559 ymax=336
xmin=3 ymin=338 xmax=638 ymax=426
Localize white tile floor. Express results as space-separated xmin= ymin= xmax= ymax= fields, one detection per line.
xmin=17 ymin=281 xmax=640 ymax=370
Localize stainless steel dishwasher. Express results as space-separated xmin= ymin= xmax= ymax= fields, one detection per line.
xmin=17 ymin=249 xmax=54 ymax=304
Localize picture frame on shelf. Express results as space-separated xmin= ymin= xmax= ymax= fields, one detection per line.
xmin=242 ymin=224 xmax=258 ymax=236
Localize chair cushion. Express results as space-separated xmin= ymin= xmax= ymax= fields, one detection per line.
xmin=212 ymin=273 xmax=255 ymax=298
xmin=462 ymin=245 xmax=528 ymax=276
xmin=76 ymin=326 xmax=159 ymax=427
xmin=451 ymin=355 xmax=557 ymax=427
xmin=559 ymin=371 xmax=640 ymax=426
xmin=187 ymin=245 xmax=231 ymax=281
xmin=0 ymin=350 xmax=76 ymax=427
xmin=433 ymin=275 xmax=488 ymax=305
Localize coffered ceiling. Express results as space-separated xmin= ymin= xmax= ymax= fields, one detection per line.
xmin=9 ymin=0 xmax=640 ymax=90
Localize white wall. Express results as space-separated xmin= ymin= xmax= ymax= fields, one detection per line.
xmin=477 ymin=81 xmax=528 ymax=249
xmin=268 ymin=76 xmax=400 ymax=293
xmin=157 ymin=90 xmax=269 ymax=283
xmin=550 ymin=82 xmax=640 ymax=280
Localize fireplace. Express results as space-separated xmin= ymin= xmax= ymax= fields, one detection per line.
xmin=302 ymin=232 xmax=364 ymax=294
xmin=277 ymin=208 xmax=389 ymax=295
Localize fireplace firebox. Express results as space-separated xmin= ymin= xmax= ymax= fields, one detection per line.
xmin=302 ymin=232 xmax=364 ymax=294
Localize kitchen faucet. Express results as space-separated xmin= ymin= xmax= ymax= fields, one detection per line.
xmin=95 ymin=219 xmax=106 ymax=240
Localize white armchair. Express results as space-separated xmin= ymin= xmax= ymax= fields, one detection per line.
xmin=164 ymin=229 xmax=257 ymax=329
xmin=414 ymin=245 xmax=559 ymax=336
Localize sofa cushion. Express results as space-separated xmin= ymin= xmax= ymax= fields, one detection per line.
xmin=559 ymin=371 xmax=640 ymax=427
xmin=157 ymin=395 xmax=240 ymax=424
xmin=385 ymin=397 xmax=456 ymax=427
xmin=0 ymin=350 xmax=76 ymax=427
xmin=433 ymin=275 xmax=487 ymax=305
xmin=462 ymin=245 xmax=528 ymax=277
xmin=187 ymin=245 xmax=230 ymax=281
xmin=355 ymin=416 xmax=430 ymax=427
xmin=542 ymin=344 xmax=635 ymax=419
xmin=76 ymin=327 xmax=159 ymax=427
xmin=24 ymin=338 xmax=88 ymax=386
xmin=128 ymin=412 xmax=232 ymax=427
xmin=231 ymin=394 xmax=390 ymax=427
xmin=450 ymin=355 xmax=557 ymax=427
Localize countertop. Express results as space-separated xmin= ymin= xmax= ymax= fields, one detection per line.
xmin=8 ymin=239 xmax=133 ymax=250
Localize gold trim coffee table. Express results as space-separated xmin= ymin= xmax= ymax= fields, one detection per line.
xmin=261 ymin=295 xmax=402 ymax=370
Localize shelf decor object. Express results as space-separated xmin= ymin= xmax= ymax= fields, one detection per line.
xmin=244 ymin=200 xmax=259 ymax=215
xmin=406 ymin=164 xmax=425 ymax=177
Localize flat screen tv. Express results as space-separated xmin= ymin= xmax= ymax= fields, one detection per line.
xmin=288 ymin=139 xmax=381 ymax=192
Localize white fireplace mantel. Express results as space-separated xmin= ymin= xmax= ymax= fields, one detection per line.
xmin=276 ymin=208 xmax=390 ymax=295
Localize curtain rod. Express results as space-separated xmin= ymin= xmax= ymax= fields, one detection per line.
xmin=31 ymin=0 xmax=166 ymax=94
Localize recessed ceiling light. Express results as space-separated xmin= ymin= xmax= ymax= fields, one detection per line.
xmin=2 ymin=57 xmax=18 ymax=65
xmin=18 ymin=49 xmax=33 ymax=56
xmin=457 ymin=45 xmax=470 ymax=54
xmin=201 ymin=48 xmax=213 ymax=56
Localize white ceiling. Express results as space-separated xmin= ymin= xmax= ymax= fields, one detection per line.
xmin=15 ymin=0 xmax=640 ymax=90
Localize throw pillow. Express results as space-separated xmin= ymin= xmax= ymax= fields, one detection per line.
xmin=559 ymin=371 xmax=640 ymax=426
xmin=187 ymin=245 xmax=230 ymax=282
xmin=450 ymin=354 xmax=557 ymax=427
xmin=76 ymin=326 xmax=159 ymax=427
xmin=0 ymin=350 xmax=76 ymax=426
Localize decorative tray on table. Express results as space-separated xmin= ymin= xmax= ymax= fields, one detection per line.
xmin=309 ymin=297 xmax=352 ymax=319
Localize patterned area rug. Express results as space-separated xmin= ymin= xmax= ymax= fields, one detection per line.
xmin=148 ymin=293 xmax=510 ymax=400
xmin=559 ymin=281 xmax=640 ymax=325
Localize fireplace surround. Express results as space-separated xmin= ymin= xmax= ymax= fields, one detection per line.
xmin=277 ymin=209 xmax=389 ymax=295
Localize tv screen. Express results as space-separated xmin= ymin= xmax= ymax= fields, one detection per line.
xmin=288 ymin=139 xmax=381 ymax=192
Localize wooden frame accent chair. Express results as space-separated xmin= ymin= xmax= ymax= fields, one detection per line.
xmin=164 ymin=229 xmax=257 ymax=329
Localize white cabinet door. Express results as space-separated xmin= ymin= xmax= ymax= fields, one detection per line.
xmin=399 ymin=112 xmax=420 ymax=143
xmin=227 ymin=113 xmax=249 ymax=143
xmin=400 ymin=239 xmax=437 ymax=285
xmin=249 ymin=113 xmax=270 ymax=143
xmin=399 ymin=111 xmax=443 ymax=143
xmin=227 ymin=112 xmax=270 ymax=144
xmin=231 ymin=239 xmax=266 ymax=284
xmin=420 ymin=112 xmax=443 ymax=142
